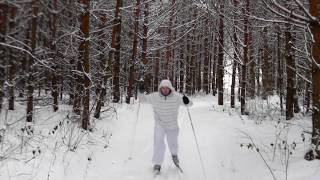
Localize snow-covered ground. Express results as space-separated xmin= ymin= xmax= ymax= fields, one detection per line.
xmin=0 ymin=95 xmax=319 ymax=180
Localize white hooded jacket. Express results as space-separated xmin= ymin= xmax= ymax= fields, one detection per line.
xmin=138 ymin=79 xmax=193 ymax=129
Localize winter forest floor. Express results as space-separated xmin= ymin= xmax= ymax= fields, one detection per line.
xmin=0 ymin=95 xmax=320 ymax=180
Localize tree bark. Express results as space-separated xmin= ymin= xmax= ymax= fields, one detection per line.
xmin=277 ymin=26 xmax=284 ymax=115
xmin=94 ymin=15 xmax=108 ymax=119
xmin=165 ymin=0 xmax=175 ymax=81
xmin=285 ymin=23 xmax=294 ymax=120
xmin=112 ymin=0 xmax=123 ymax=103
xmin=51 ymin=0 xmax=59 ymax=112
xmin=231 ymin=0 xmax=239 ymax=108
xmin=179 ymin=41 xmax=185 ymax=93
xmin=141 ymin=0 xmax=151 ymax=92
xmin=0 ymin=3 xmax=8 ymax=111
xmin=79 ymin=0 xmax=91 ymax=130
xmin=261 ymin=27 xmax=272 ymax=100
xmin=248 ymin=23 xmax=255 ymax=99
xmin=203 ymin=18 xmax=209 ymax=94
xmin=241 ymin=0 xmax=249 ymax=115
xmin=26 ymin=0 xmax=39 ymax=122
xmin=126 ymin=0 xmax=141 ymax=104
xmin=7 ymin=6 xmax=17 ymax=111
xmin=153 ymin=49 xmax=160 ymax=92
xmin=310 ymin=0 xmax=320 ymax=154
xmin=212 ymin=35 xmax=217 ymax=96
xmin=217 ymin=2 xmax=224 ymax=105
xmin=186 ymin=33 xmax=192 ymax=95
xmin=0 ymin=3 xmax=7 ymax=110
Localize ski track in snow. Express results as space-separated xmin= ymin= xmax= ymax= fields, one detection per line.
xmin=1 ymin=95 xmax=320 ymax=180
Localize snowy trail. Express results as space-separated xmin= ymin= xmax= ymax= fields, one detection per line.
xmin=2 ymin=96 xmax=319 ymax=180
xmin=78 ymin=96 xmax=280 ymax=180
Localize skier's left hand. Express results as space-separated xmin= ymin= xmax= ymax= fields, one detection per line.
xmin=182 ymin=95 xmax=189 ymax=105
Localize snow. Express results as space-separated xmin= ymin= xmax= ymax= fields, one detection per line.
xmin=1 ymin=95 xmax=320 ymax=180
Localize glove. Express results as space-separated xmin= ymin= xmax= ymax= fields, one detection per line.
xmin=182 ymin=95 xmax=189 ymax=105
xmin=138 ymin=81 xmax=145 ymax=93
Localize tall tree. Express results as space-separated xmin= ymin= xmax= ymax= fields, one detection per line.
xmin=126 ymin=0 xmax=141 ymax=104
xmin=217 ymin=2 xmax=224 ymax=105
xmin=26 ymin=0 xmax=39 ymax=122
xmin=276 ymin=25 xmax=284 ymax=114
xmin=261 ymin=27 xmax=272 ymax=100
xmin=79 ymin=0 xmax=91 ymax=130
xmin=8 ymin=5 xmax=17 ymax=110
xmin=285 ymin=20 xmax=295 ymax=120
xmin=94 ymin=14 xmax=108 ymax=119
xmin=0 ymin=3 xmax=7 ymax=110
xmin=231 ymin=0 xmax=239 ymax=108
xmin=203 ymin=17 xmax=210 ymax=94
xmin=111 ymin=0 xmax=123 ymax=103
xmin=309 ymin=0 xmax=320 ymax=159
xmin=51 ymin=0 xmax=59 ymax=112
xmin=248 ymin=21 xmax=255 ymax=99
xmin=141 ymin=0 xmax=150 ymax=91
xmin=212 ymin=35 xmax=217 ymax=96
xmin=241 ymin=0 xmax=249 ymax=115
xmin=165 ymin=0 xmax=175 ymax=80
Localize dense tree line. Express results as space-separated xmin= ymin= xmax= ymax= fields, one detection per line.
xmin=0 ymin=0 xmax=319 ymax=160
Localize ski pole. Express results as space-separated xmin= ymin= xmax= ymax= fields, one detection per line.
xmin=186 ymin=106 xmax=207 ymax=180
xmin=128 ymin=101 xmax=141 ymax=160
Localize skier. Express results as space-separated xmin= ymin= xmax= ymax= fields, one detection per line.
xmin=138 ymin=79 xmax=193 ymax=174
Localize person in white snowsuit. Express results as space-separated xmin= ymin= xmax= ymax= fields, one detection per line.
xmin=138 ymin=79 xmax=193 ymax=173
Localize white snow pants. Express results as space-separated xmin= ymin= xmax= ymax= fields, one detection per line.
xmin=152 ymin=124 xmax=179 ymax=165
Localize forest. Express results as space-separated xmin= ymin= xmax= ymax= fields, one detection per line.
xmin=0 ymin=0 xmax=320 ymax=180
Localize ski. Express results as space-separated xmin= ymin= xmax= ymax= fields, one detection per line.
xmin=153 ymin=165 xmax=161 ymax=178
xmin=175 ymin=164 xmax=183 ymax=173
xmin=153 ymin=169 xmax=160 ymax=177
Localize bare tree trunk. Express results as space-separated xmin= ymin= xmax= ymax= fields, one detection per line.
xmin=285 ymin=22 xmax=294 ymax=120
xmin=261 ymin=27 xmax=271 ymax=100
xmin=237 ymin=62 xmax=241 ymax=102
xmin=292 ymin=33 xmax=300 ymax=114
xmin=51 ymin=0 xmax=59 ymax=112
xmin=310 ymin=0 xmax=320 ymax=156
xmin=141 ymin=0 xmax=151 ymax=92
xmin=26 ymin=0 xmax=39 ymax=122
xmin=256 ymin=48 xmax=261 ymax=97
xmin=277 ymin=26 xmax=284 ymax=115
xmin=73 ymin=61 xmax=82 ymax=114
xmin=7 ymin=6 xmax=17 ymax=111
xmin=0 ymin=3 xmax=8 ymax=111
xmin=186 ymin=33 xmax=192 ymax=95
xmin=248 ymin=23 xmax=255 ymax=99
xmin=208 ymin=32 xmax=214 ymax=94
xmin=179 ymin=42 xmax=184 ymax=93
xmin=191 ymin=35 xmax=196 ymax=95
xmin=217 ymin=2 xmax=224 ymax=105
xmin=153 ymin=49 xmax=160 ymax=92
xmin=79 ymin=0 xmax=91 ymax=130
xmin=126 ymin=0 xmax=141 ymax=104
xmin=240 ymin=0 xmax=249 ymax=115
xmin=231 ymin=0 xmax=239 ymax=108
xmin=305 ymin=69 xmax=311 ymax=113
xmin=189 ymin=8 xmax=198 ymax=95
xmin=203 ymin=18 xmax=209 ymax=94
xmin=197 ymin=30 xmax=202 ymax=92
xmin=165 ymin=0 xmax=175 ymax=80
xmin=112 ymin=0 xmax=123 ymax=103
xmin=94 ymin=15 xmax=108 ymax=119
xmin=212 ymin=35 xmax=217 ymax=96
